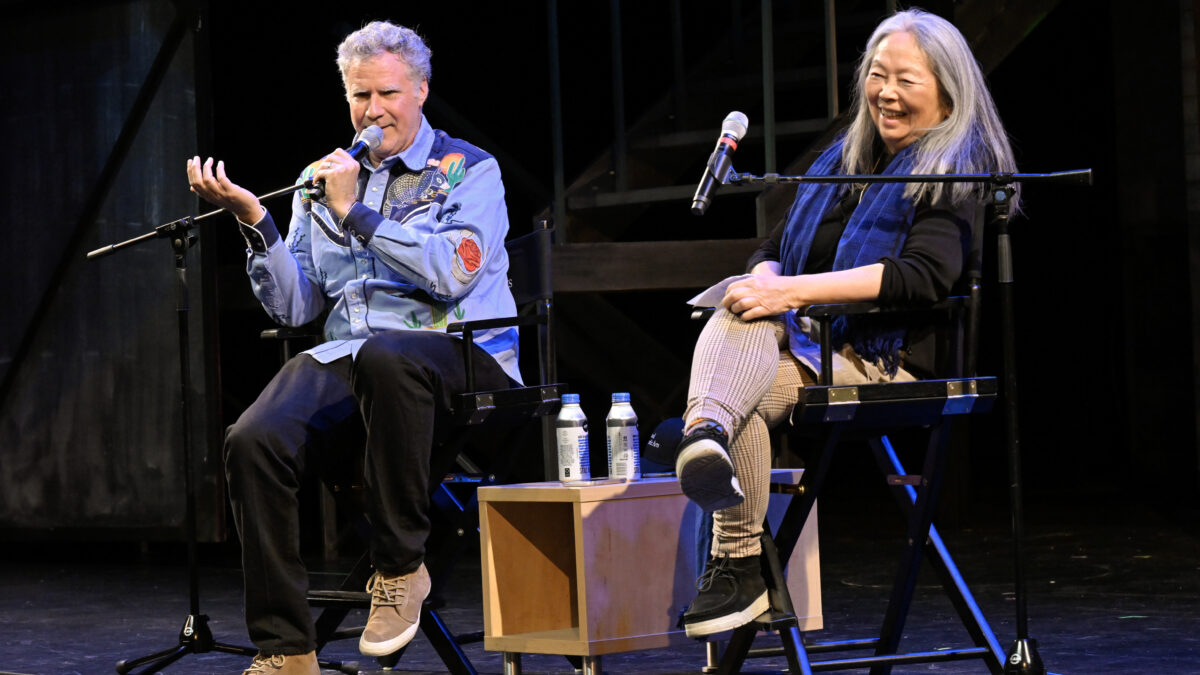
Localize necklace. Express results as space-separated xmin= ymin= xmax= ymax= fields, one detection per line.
xmin=850 ymin=154 xmax=887 ymax=208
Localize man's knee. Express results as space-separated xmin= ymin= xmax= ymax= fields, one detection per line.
xmin=357 ymin=332 xmax=423 ymax=372
xmin=354 ymin=331 xmax=459 ymax=393
xmin=224 ymin=414 xmax=292 ymax=480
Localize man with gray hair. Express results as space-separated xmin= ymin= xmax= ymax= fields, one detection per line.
xmin=187 ymin=20 xmax=518 ymax=675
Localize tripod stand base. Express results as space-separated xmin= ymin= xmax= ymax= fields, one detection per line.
xmin=1003 ymin=638 xmax=1046 ymax=674
xmin=116 ymin=613 xmax=360 ymax=675
xmin=116 ymin=613 xmax=256 ymax=674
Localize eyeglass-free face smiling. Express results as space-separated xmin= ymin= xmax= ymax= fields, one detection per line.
xmin=864 ymin=30 xmax=951 ymax=153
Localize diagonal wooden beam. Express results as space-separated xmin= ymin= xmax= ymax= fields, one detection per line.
xmin=0 ymin=7 xmax=191 ymax=415
xmin=553 ymin=293 xmax=691 ymax=425
xmin=553 ymin=238 xmax=764 ymax=293
xmin=954 ymin=0 xmax=1064 ymax=74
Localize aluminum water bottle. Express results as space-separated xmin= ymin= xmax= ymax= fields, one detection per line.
xmin=606 ymin=392 xmax=640 ymax=481
xmin=556 ymin=394 xmax=590 ymax=483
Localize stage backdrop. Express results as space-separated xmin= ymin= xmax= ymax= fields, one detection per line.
xmin=0 ymin=1 xmax=225 ymax=541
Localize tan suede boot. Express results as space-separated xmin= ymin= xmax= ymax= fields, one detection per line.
xmin=359 ymin=562 xmax=431 ymax=656
xmin=240 ymin=650 xmax=319 ymax=675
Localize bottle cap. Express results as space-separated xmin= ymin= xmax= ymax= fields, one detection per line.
xmin=611 ymin=392 xmax=631 ymax=403
xmin=562 ymin=393 xmax=580 ymax=404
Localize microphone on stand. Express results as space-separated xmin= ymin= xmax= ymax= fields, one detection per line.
xmin=307 ymin=125 xmax=386 ymax=198
xmin=691 ymin=111 xmax=749 ymax=215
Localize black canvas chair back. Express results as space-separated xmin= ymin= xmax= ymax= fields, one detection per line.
xmin=449 ymin=223 xmax=559 ymax=427
xmin=714 ymin=201 xmax=1006 ymax=675
xmin=267 ymin=224 xmax=563 ymax=675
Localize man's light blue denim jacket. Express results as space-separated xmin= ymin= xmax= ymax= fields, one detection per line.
xmin=237 ymin=116 xmax=520 ymax=383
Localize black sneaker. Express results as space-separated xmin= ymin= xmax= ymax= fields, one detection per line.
xmin=675 ymin=420 xmax=744 ymax=512
xmin=682 ymin=554 xmax=769 ymax=638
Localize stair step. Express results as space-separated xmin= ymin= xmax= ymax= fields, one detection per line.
xmin=631 ymin=118 xmax=832 ymax=150
xmin=567 ymin=182 xmax=764 ymax=210
xmin=686 ymin=62 xmax=856 ymax=95
xmin=553 ymin=239 xmax=764 ymax=293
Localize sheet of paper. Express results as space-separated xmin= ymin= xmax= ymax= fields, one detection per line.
xmin=687 ymin=274 xmax=752 ymax=307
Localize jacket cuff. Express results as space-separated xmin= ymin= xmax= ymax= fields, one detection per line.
xmin=237 ymin=207 xmax=281 ymax=252
xmin=341 ymin=202 xmax=384 ymax=245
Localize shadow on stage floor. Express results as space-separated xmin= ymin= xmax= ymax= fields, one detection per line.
xmin=2 ymin=485 xmax=1198 ymax=675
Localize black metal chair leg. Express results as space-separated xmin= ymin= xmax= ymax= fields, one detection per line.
xmin=717 ymin=624 xmax=758 ymax=675
xmin=759 ymin=531 xmax=815 ymax=674
xmin=760 ymin=532 xmax=796 ymax=619
xmin=773 ymin=424 xmax=843 ymax=562
xmin=870 ymin=436 xmax=1005 ymax=673
xmin=422 ymin=605 xmax=478 ymax=675
xmin=923 ymin=528 xmax=1005 ymax=674
xmin=870 ymin=423 xmax=953 ymax=674
xmin=316 ymin=658 xmax=360 ymax=675
xmin=311 ymin=553 xmax=374 ymax=652
xmin=780 ymin=624 xmax=814 ymax=675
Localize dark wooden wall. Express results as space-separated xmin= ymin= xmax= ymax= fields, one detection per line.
xmin=978 ymin=0 xmax=1197 ymax=505
xmin=0 ymin=1 xmax=223 ymax=540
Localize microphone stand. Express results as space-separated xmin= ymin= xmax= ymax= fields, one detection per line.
xmin=89 ymin=179 xmax=354 ymax=675
xmin=87 ymin=180 xmax=320 ymax=260
xmin=721 ymin=166 xmax=1093 ymax=675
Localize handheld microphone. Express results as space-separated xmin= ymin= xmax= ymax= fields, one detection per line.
xmin=347 ymin=124 xmax=385 ymax=160
xmin=691 ymin=111 xmax=749 ymax=215
xmin=306 ymin=125 xmax=385 ymax=198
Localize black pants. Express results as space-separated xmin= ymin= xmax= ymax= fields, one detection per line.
xmin=224 ymin=330 xmax=511 ymax=655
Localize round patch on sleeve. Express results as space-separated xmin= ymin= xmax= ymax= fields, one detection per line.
xmin=457 ymin=237 xmax=482 ymax=273
xmin=452 ymin=233 xmax=484 ymax=284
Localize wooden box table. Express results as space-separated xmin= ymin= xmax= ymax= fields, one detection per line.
xmin=478 ymin=474 xmax=821 ymax=673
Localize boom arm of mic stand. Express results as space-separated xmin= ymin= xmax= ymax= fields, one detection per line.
xmin=86 ymin=180 xmax=323 ymax=260
xmin=727 ymin=168 xmax=1093 ymax=186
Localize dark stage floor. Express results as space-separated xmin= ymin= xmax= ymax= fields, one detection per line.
xmin=2 ymin=488 xmax=1198 ymax=675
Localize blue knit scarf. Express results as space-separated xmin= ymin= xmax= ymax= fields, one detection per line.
xmin=779 ymin=139 xmax=918 ymax=375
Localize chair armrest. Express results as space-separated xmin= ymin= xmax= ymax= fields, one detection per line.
xmin=803 ymin=296 xmax=970 ymax=386
xmin=445 ymin=313 xmax=546 ymax=336
xmin=691 ymin=296 xmax=967 ymax=323
xmin=260 ymin=325 xmax=323 ymax=341
xmin=692 ymin=296 xmax=973 ymax=386
xmin=448 ymin=313 xmax=550 ymax=393
xmin=802 ymin=296 xmax=968 ymax=318
xmin=453 ymin=383 xmax=563 ymax=426
xmin=259 ymin=324 xmax=324 ymax=364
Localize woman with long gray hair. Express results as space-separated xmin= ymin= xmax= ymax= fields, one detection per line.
xmin=674 ymin=8 xmax=1018 ymax=638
